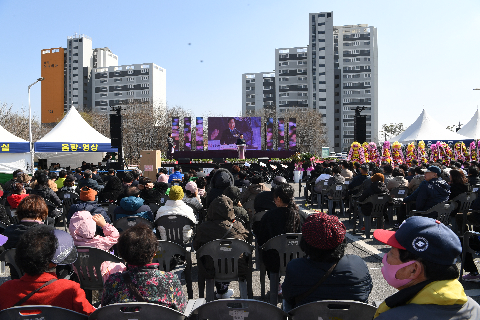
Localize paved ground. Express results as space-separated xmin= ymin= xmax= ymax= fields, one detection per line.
xmin=1 ymin=181 xmax=480 ymax=307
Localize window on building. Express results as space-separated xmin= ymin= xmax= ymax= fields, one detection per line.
xmin=128 ymin=70 xmax=134 ymax=74
xmin=127 ymin=92 xmax=134 ymax=96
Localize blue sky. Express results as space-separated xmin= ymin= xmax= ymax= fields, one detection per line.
xmin=1 ymin=0 xmax=480 ymax=131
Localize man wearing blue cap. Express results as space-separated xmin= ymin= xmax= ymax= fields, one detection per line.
xmin=373 ymin=216 xmax=480 ymax=319
xmin=403 ymin=165 xmax=450 ymax=217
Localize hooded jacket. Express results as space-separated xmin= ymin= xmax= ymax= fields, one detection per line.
xmin=6 ymin=194 xmax=28 ymax=209
xmin=193 ymin=195 xmax=250 ymax=278
xmin=114 ymin=196 xmax=153 ymax=221
xmin=69 ymin=211 xmax=126 ymax=282
xmin=404 ymin=178 xmax=450 ymax=213
xmin=69 ymin=211 xmax=119 ymax=251
xmin=206 ymin=169 xmax=234 ymax=207
xmin=374 ymin=279 xmax=480 ymax=319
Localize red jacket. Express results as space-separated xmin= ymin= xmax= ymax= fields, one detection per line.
xmin=0 ymin=272 xmax=96 ymax=315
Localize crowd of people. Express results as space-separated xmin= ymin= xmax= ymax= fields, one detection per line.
xmin=0 ymin=158 xmax=478 ymax=319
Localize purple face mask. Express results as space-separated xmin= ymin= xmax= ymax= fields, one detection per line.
xmin=381 ymin=253 xmax=415 ymax=289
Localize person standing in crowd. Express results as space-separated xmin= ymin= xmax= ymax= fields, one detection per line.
xmin=372 ymin=216 xmax=480 ymax=319
xmin=282 ymin=212 xmax=372 ymax=311
xmin=167 ymin=133 xmax=175 ymax=160
xmin=236 ymin=133 xmax=246 ymax=159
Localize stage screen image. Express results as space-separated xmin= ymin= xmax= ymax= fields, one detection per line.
xmin=171 ymin=117 xmax=180 ymax=151
xmin=208 ymin=117 xmax=261 ymax=150
xmin=288 ymin=118 xmax=297 ymax=151
xmin=278 ymin=118 xmax=285 ymax=151
xmin=184 ymin=117 xmax=191 ymax=151
xmin=196 ymin=117 xmax=204 ymax=151
xmin=266 ymin=117 xmax=274 ymax=150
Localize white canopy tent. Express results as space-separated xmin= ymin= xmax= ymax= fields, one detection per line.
xmin=457 ymin=109 xmax=480 ymax=139
xmin=0 ymin=125 xmax=30 ymax=173
xmin=35 ymin=108 xmax=117 ymax=168
xmin=389 ymin=109 xmax=469 ymax=144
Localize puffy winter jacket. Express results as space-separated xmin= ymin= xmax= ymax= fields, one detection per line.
xmin=114 ymin=196 xmax=153 ymax=221
xmin=155 ymin=200 xmax=197 ymax=241
xmin=404 ymin=178 xmax=450 ymax=215
xmin=30 ymin=186 xmax=62 ymax=207
xmin=193 ymin=195 xmax=249 ymax=278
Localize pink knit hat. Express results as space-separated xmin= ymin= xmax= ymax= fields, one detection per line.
xmin=157 ymin=174 xmax=169 ymax=183
xmin=185 ymin=181 xmax=198 ymax=194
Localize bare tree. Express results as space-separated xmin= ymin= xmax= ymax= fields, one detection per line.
xmin=0 ymin=102 xmax=49 ymax=142
xmin=380 ymin=123 xmax=405 ymax=141
xmin=246 ymin=106 xmax=327 ymax=154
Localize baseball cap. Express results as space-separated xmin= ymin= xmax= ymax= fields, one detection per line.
xmin=302 ymin=212 xmax=346 ymax=250
xmin=52 ymin=229 xmax=78 ymax=265
xmin=360 ymin=164 xmax=369 ymax=171
xmin=425 ymin=165 xmax=441 ymax=176
xmin=373 ymin=216 xmax=461 ymax=265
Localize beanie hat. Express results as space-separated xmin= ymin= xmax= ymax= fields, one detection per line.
xmin=80 ymin=187 xmax=97 ymax=201
xmin=371 ymin=173 xmax=384 ymax=183
xmin=185 ymin=181 xmax=198 ymax=194
xmin=157 ymin=174 xmax=169 ymax=183
xmin=169 ymin=185 xmax=184 ymax=200
xmin=302 ymin=212 xmax=346 ymax=250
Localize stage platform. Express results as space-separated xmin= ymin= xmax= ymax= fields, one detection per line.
xmin=172 ymin=150 xmax=295 ymax=160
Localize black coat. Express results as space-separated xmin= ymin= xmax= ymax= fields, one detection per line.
xmin=254 ymin=190 xmax=276 ymax=213
xmin=358 ymin=181 xmax=389 ymax=216
xmin=282 ymin=255 xmax=373 ymax=308
xmin=30 ymin=186 xmax=62 ymax=207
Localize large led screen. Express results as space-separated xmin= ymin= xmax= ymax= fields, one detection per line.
xmin=208 ymin=117 xmax=261 ymax=150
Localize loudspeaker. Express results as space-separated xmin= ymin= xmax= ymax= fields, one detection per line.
xmin=178 ymin=158 xmax=191 ymax=164
xmin=354 ymin=115 xmax=367 ymax=144
xmin=38 ymin=159 xmax=48 ymax=170
xmin=213 ymin=158 xmax=225 ymax=164
xmin=110 ymin=114 xmax=122 ymax=148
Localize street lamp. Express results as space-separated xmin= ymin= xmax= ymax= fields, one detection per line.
xmin=28 ymin=77 xmax=44 ymax=174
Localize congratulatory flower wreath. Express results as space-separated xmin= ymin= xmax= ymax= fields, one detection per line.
xmin=347 ymin=141 xmax=366 ymax=164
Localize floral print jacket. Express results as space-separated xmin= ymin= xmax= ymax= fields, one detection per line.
xmin=101 ymin=264 xmax=187 ymax=312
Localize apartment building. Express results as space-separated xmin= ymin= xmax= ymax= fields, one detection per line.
xmin=242 ymin=72 xmax=276 ymax=115
xmin=275 ymin=47 xmax=309 ymax=113
xmin=92 ymin=63 xmax=166 ymax=112
xmin=334 ymin=24 xmax=378 ymax=151
xmin=41 ymin=34 xmax=166 ymax=125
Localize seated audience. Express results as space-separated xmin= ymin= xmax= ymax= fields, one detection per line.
xmin=408 ymin=166 xmax=425 ymax=191
xmin=183 ymin=181 xmax=203 ymax=217
xmin=282 ymin=212 xmax=372 ymax=311
xmin=77 ymin=169 xmax=100 ymax=191
xmin=156 ymin=186 xmax=197 ymax=241
xmin=257 ymin=184 xmax=302 ymax=273
xmin=326 ymin=166 xmax=345 ymax=198
xmin=114 ymin=186 xmax=153 ymax=221
xmin=254 ymin=176 xmax=287 ymax=213
xmin=358 ymin=173 xmax=389 ymax=217
xmin=68 ymin=187 xmax=110 ymax=230
xmin=55 ymin=170 xmax=67 ymax=189
xmin=30 ymin=173 xmax=62 ymax=210
xmin=234 ymin=170 xmax=251 ymax=188
xmin=98 ymin=176 xmax=123 ymax=203
xmin=69 ymin=211 xmax=125 ymax=282
xmin=387 ymin=168 xmax=408 ymax=191
xmin=449 ymin=169 xmax=469 ymax=200
xmin=206 ymin=168 xmax=235 ymax=207
xmin=193 ymin=195 xmax=249 ymax=299
xmin=168 ymin=165 xmax=184 ymax=184
xmin=7 ymin=182 xmax=29 ymax=209
xmin=138 ymin=177 xmax=164 ymax=204
xmin=0 ymin=226 xmax=95 ymax=314
xmin=223 ymin=185 xmax=249 ymax=228
xmin=403 ymin=166 xmax=450 ymax=217
xmin=373 ymin=216 xmax=480 ymax=319
xmin=101 ymin=225 xmax=187 ymax=311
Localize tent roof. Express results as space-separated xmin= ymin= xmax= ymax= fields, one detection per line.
xmin=457 ymin=109 xmax=480 ymax=139
xmin=37 ymin=108 xmax=110 ymax=143
xmin=0 ymin=124 xmax=28 ymax=143
xmin=389 ymin=109 xmax=468 ymax=143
